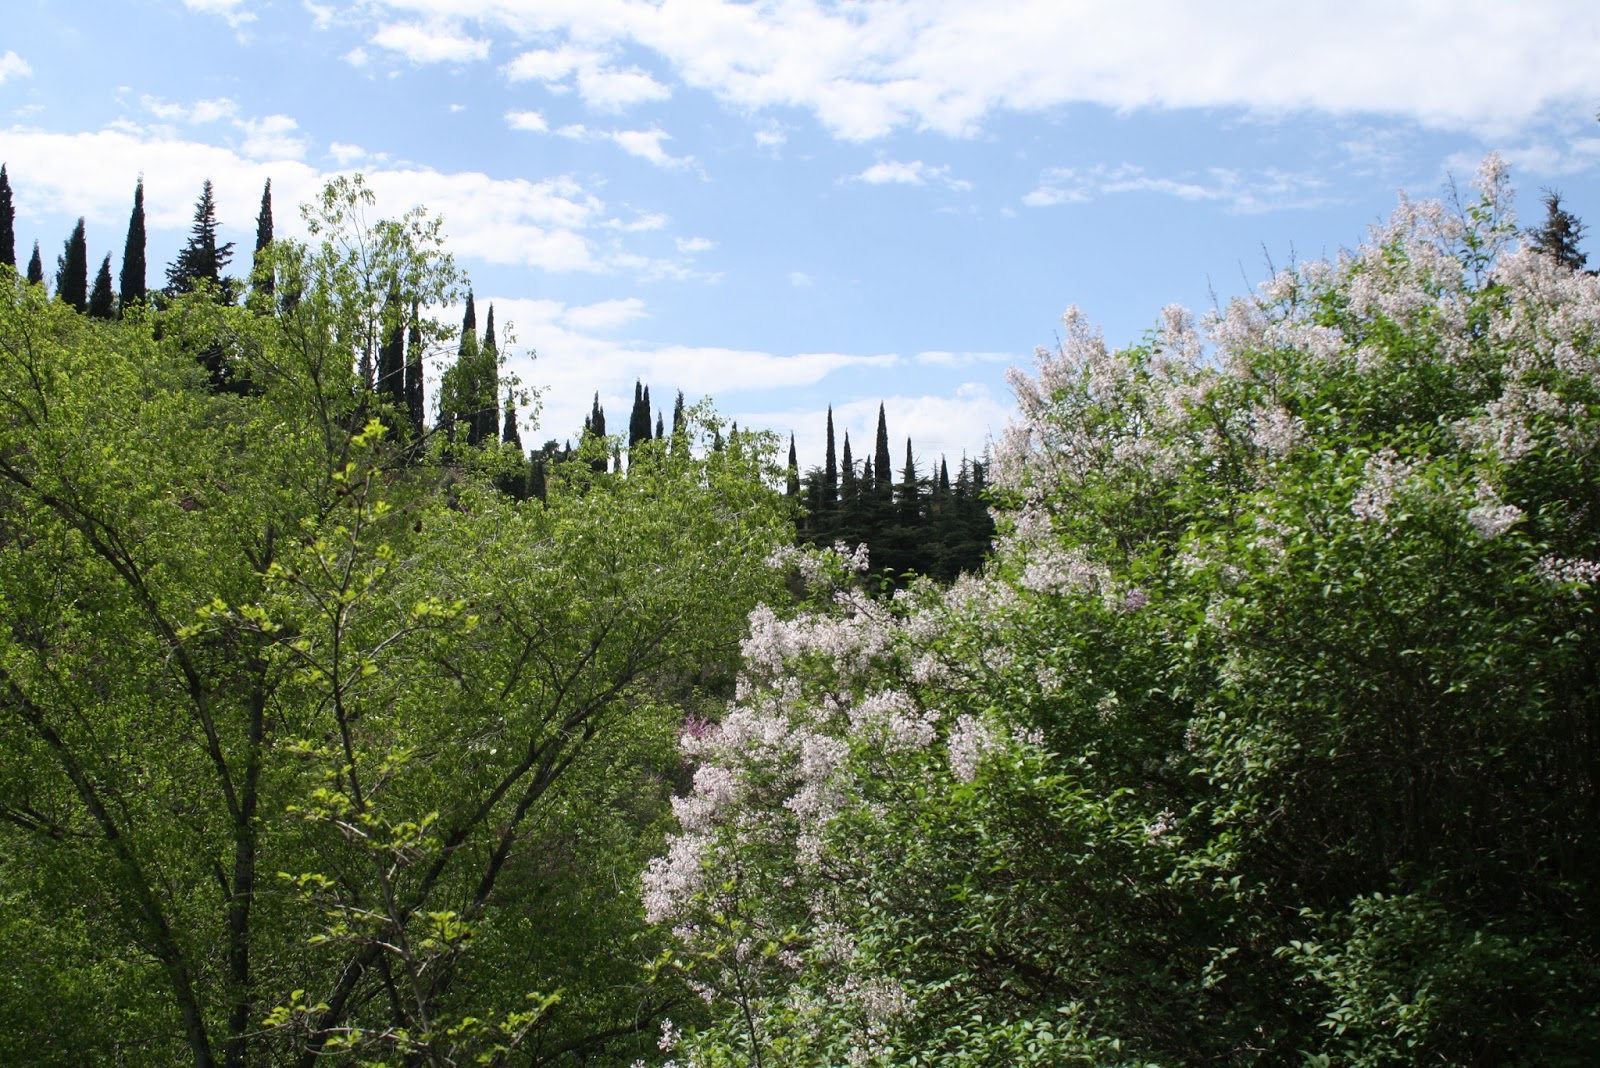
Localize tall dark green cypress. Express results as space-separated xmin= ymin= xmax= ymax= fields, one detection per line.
xmin=823 ymin=407 xmax=838 ymax=510
xmin=473 ymin=304 xmax=499 ymax=445
xmin=55 ymin=218 xmax=88 ymax=312
xmin=502 ymin=393 xmax=522 ymax=450
xmin=405 ymin=301 xmax=425 ymax=440
xmin=840 ymin=433 xmax=856 ymax=506
xmin=88 ymin=254 xmax=116 ymax=319
xmin=787 ymin=434 xmax=800 ymax=498
xmin=252 ymin=178 xmax=274 ymax=298
xmin=585 ymin=392 xmax=608 ymax=473
xmin=629 ymin=379 xmax=651 ymax=447
xmin=655 ymin=413 xmax=664 ymax=440
xmin=119 ymin=178 xmax=146 ymax=310
xmin=873 ymin=403 xmax=893 ymax=500
xmin=377 ymin=281 xmax=405 ymax=410
xmin=0 ymin=164 xmax=14 ymax=269
xmin=26 ymin=241 xmax=43 ymax=285
xmin=899 ymin=438 xmax=921 ymax=522
xmin=166 ymin=179 xmax=234 ymax=297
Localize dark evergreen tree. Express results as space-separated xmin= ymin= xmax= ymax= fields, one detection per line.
xmin=786 ymin=434 xmax=800 ymax=498
xmin=376 ymin=281 xmax=405 ymax=411
xmin=166 ymin=179 xmax=235 ymax=298
xmin=655 ymin=413 xmax=665 ymax=440
xmin=55 ymin=218 xmax=88 ymax=312
xmin=88 ymin=253 xmax=116 ymax=319
xmin=840 ymin=433 xmax=857 ymax=505
xmin=26 ymin=241 xmax=43 ymax=286
xmin=873 ymin=403 xmax=892 ymax=501
xmin=0 ymin=164 xmax=14 ymax=269
xmin=472 ymin=304 xmax=499 ymax=445
xmin=502 ymin=393 xmax=522 ymax=450
xmin=119 ymin=178 xmax=146 ymax=310
xmin=1529 ymin=189 xmax=1588 ymax=272
xmin=898 ymin=438 xmax=921 ymax=523
xmin=405 ymin=301 xmax=425 ymax=441
xmin=252 ymin=178 xmax=274 ymax=298
xmin=823 ymin=407 xmax=838 ymax=511
xmin=584 ymin=392 xmax=608 ymax=473
xmin=629 ymin=379 xmax=651 ymax=447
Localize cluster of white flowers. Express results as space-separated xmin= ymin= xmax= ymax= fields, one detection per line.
xmin=1350 ymin=448 xmax=1413 ymax=525
xmin=1537 ymin=554 xmax=1600 ymax=592
xmin=947 ymin=714 xmax=1006 ymax=783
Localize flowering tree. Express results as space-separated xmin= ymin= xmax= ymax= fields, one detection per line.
xmin=643 ymin=157 xmax=1600 ymax=1067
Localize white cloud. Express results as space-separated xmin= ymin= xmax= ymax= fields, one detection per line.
xmin=0 ymin=51 xmax=32 ymax=83
xmin=745 ymin=388 xmax=1010 ymax=476
xmin=181 ymin=0 xmax=255 ymax=28
xmin=505 ymin=109 xmax=548 ymax=132
xmin=328 ymin=141 xmax=368 ymax=165
xmin=789 ymin=271 xmax=814 ymax=287
xmin=371 ymin=22 xmax=489 ymax=65
xmin=505 ymin=46 xmax=670 ymax=112
xmin=914 ymin=350 xmax=1010 ymax=367
xmin=142 ymin=96 xmax=239 ymax=124
xmin=562 ymin=297 xmax=648 ymax=331
xmin=238 ymin=114 xmax=307 ymax=161
xmin=576 ymin=65 xmax=671 ymax=112
xmin=676 ymin=236 xmax=714 ymax=253
xmin=367 ymin=0 xmax=1600 ymax=139
xmin=610 ymin=127 xmax=690 ymax=168
xmin=852 ymin=159 xmax=971 ymax=190
xmin=1024 ymin=163 xmax=1331 ymax=214
xmin=343 ymin=46 xmax=371 ymax=67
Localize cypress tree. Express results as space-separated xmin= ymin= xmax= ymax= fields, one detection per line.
xmin=88 ymin=254 xmax=116 ymax=319
xmin=786 ymin=434 xmax=800 ymax=498
xmin=873 ymin=403 xmax=893 ymax=500
xmin=252 ymin=178 xmax=274 ymax=298
xmin=471 ymin=304 xmax=499 ymax=445
xmin=26 ymin=241 xmax=43 ymax=286
xmin=0 ymin=164 xmax=14 ymax=269
xmin=629 ymin=379 xmax=651 ymax=447
xmin=166 ymin=179 xmax=234 ymax=298
xmin=502 ymin=393 xmax=522 ymax=450
xmin=899 ymin=438 xmax=921 ymax=522
xmin=55 ymin=218 xmax=88 ymax=312
xmin=377 ymin=281 xmax=405 ymax=410
xmin=405 ymin=301 xmax=425 ymax=440
xmin=586 ymin=392 xmax=608 ymax=473
xmin=119 ymin=178 xmax=146 ymax=310
xmin=823 ymin=407 xmax=838 ymax=510
xmin=655 ymin=413 xmax=665 ymax=440
xmin=841 ymin=433 xmax=857 ymax=506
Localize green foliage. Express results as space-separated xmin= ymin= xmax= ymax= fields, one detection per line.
xmin=0 ymin=180 xmax=791 ymax=1067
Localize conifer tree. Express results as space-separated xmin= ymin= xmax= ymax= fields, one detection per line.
xmin=787 ymin=434 xmax=800 ymax=498
xmin=26 ymin=241 xmax=43 ymax=286
xmin=376 ymin=281 xmax=405 ymax=411
xmin=584 ymin=392 xmax=608 ymax=472
xmin=655 ymin=413 xmax=665 ymax=440
xmin=55 ymin=218 xmax=88 ymax=312
xmin=88 ymin=253 xmax=116 ymax=319
xmin=0 ymin=163 xmax=14 ymax=269
xmin=502 ymin=393 xmax=522 ymax=450
xmin=873 ymin=403 xmax=892 ymax=500
xmin=629 ymin=379 xmax=651 ymax=447
xmin=823 ymin=407 xmax=838 ymax=511
xmin=405 ymin=301 xmax=425 ymax=440
xmin=899 ymin=438 xmax=921 ymax=522
xmin=472 ymin=304 xmax=499 ymax=445
xmin=840 ymin=433 xmax=856 ymax=505
xmin=166 ymin=179 xmax=235 ymax=298
xmin=1529 ymin=189 xmax=1588 ymax=271
xmin=119 ymin=178 xmax=146 ymax=310
xmin=252 ymin=178 xmax=274 ymax=298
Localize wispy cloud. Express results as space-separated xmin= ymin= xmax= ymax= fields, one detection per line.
xmin=1024 ymin=163 xmax=1332 ymax=214
xmin=505 ymin=46 xmax=670 ymax=112
xmin=181 ymin=0 xmax=255 ymax=28
xmin=505 ymin=110 xmax=548 ymax=133
xmin=851 ymin=159 xmax=971 ymax=191
xmin=371 ymin=21 xmax=488 ymax=65
xmin=0 ymin=51 xmax=33 ymax=83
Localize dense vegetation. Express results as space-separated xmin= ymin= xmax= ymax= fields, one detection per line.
xmin=2 ymin=158 xmax=1598 ymax=1067
xmin=0 ymin=177 xmax=790 ymax=1066
xmin=645 ymin=158 xmax=1600 ymax=1067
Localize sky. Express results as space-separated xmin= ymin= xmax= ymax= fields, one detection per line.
xmin=4 ymin=1 xmax=1600 ymax=471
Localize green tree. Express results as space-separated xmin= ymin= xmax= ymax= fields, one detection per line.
xmin=54 ymin=217 xmax=88 ymax=311
xmin=0 ymin=163 xmax=14 ymax=269
xmin=1528 ymin=188 xmax=1588 ymax=271
xmin=252 ymin=178 xmax=274 ymax=299
xmin=166 ymin=179 xmax=235 ymax=298
xmin=405 ymin=300 xmax=425 ymax=440
xmin=87 ymin=252 xmax=115 ymax=319
xmin=120 ymin=177 xmax=147 ymax=310
xmin=25 ymin=240 xmax=42 ymax=286
xmin=0 ymin=177 xmax=789 ymax=1068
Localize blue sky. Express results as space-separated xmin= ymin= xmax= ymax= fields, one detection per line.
xmin=4 ymin=1 xmax=1600 ymax=470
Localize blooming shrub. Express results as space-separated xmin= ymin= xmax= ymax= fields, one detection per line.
xmin=643 ymin=158 xmax=1600 ymax=1066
